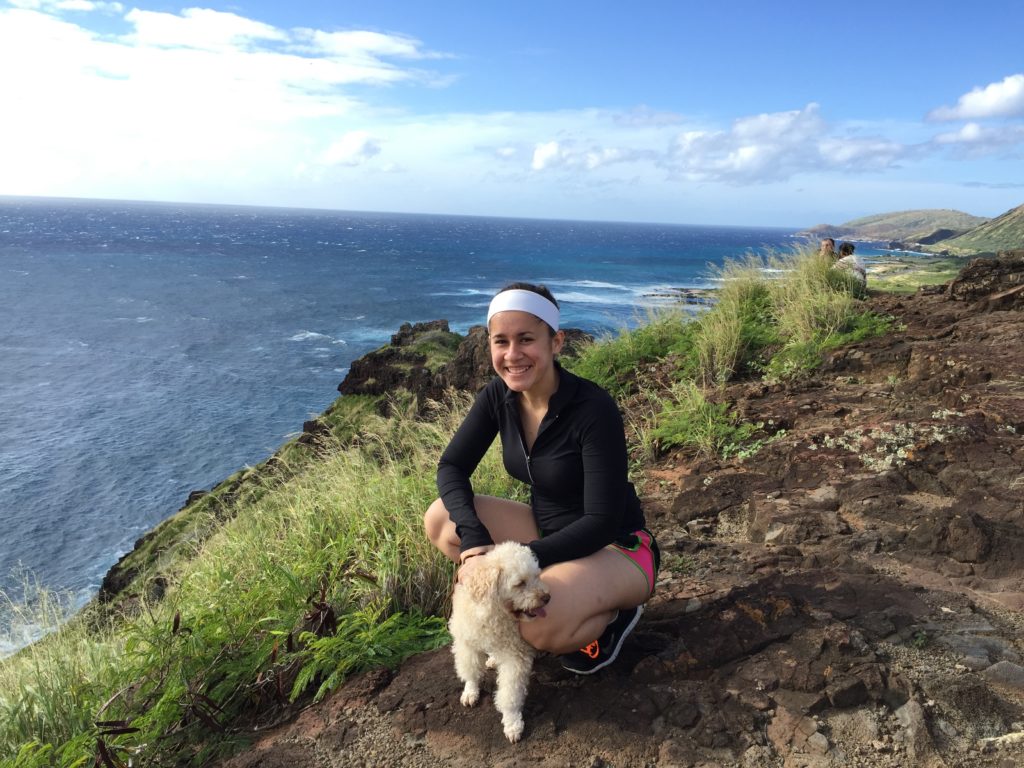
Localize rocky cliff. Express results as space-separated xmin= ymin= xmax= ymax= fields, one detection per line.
xmin=215 ymin=252 xmax=1024 ymax=768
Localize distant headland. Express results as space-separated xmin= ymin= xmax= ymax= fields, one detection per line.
xmin=798 ymin=202 xmax=1024 ymax=255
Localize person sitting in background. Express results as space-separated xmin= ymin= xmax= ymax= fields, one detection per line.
xmin=834 ymin=241 xmax=867 ymax=296
xmin=819 ymin=238 xmax=836 ymax=260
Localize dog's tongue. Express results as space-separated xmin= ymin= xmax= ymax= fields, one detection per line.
xmin=532 ymin=606 xmax=547 ymax=618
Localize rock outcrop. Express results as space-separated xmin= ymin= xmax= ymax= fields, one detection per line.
xmin=338 ymin=320 xmax=593 ymax=409
xmin=211 ymin=252 xmax=1024 ymax=767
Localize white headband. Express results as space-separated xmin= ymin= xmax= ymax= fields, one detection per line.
xmin=487 ymin=289 xmax=560 ymax=331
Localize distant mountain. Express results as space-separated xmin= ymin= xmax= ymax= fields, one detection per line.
xmin=931 ymin=203 xmax=1024 ymax=255
xmin=798 ymin=209 xmax=988 ymax=244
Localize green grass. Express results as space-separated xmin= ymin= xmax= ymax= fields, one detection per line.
xmin=652 ymin=380 xmax=761 ymax=457
xmin=564 ymin=309 xmax=696 ymax=397
xmin=0 ymin=395 xmax=526 ymax=767
xmin=568 ymin=244 xmax=892 ymax=456
xmin=934 ymin=202 xmax=1024 ymax=254
xmin=692 ymin=256 xmax=779 ymax=386
xmin=869 ymin=255 xmax=965 ymax=293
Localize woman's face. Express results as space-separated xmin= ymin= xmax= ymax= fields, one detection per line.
xmin=487 ymin=310 xmax=564 ymax=395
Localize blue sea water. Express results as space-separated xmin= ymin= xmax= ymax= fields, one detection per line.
xmin=0 ymin=197 xmax=850 ymax=644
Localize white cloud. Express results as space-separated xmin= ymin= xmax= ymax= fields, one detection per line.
xmin=530 ymin=137 xmax=642 ymax=172
xmin=321 ymin=131 xmax=381 ymax=166
xmin=932 ymin=121 xmax=1024 ymax=156
xmin=531 ymin=141 xmax=569 ymax=170
xmin=663 ymin=104 xmax=907 ymax=183
xmin=0 ymin=4 xmax=453 ymax=200
xmin=0 ymin=3 xmax=1012 ymax=223
xmin=123 ymin=7 xmax=286 ymax=50
xmin=929 ymin=73 xmax=1024 ymax=121
xmin=306 ymin=29 xmax=449 ymax=60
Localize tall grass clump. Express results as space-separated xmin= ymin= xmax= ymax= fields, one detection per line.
xmin=0 ymin=589 xmax=127 ymax=767
xmin=1 ymin=393 xmax=519 ymax=766
xmin=692 ymin=255 xmax=779 ymax=386
xmin=766 ymin=249 xmax=856 ymax=346
xmin=566 ymin=309 xmax=695 ymax=397
xmin=642 ymin=246 xmax=890 ymax=454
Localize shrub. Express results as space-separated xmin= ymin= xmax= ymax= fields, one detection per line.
xmin=693 ymin=256 xmax=780 ymax=385
xmin=565 ymin=310 xmax=695 ymax=397
xmin=652 ymin=380 xmax=760 ymax=457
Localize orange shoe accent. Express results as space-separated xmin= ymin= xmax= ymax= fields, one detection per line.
xmin=580 ymin=641 xmax=600 ymax=659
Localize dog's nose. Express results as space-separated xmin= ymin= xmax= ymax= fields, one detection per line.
xmin=541 ymin=593 xmax=551 ymax=605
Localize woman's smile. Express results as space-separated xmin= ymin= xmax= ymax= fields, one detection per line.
xmin=487 ymin=310 xmax=562 ymax=396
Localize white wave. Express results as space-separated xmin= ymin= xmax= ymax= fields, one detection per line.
xmin=429 ymin=288 xmax=491 ymax=297
xmin=331 ymin=339 xmax=348 ymax=345
xmin=135 ymin=317 xmax=154 ymax=323
xmin=0 ymin=622 xmax=49 ymax=659
xmin=556 ymin=291 xmax=646 ymax=306
xmin=289 ymin=331 xmax=332 ymax=342
xmin=550 ymin=279 xmax=624 ymax=290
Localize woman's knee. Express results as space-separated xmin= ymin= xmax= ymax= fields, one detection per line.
xmin=518 ymin=620 xmax=563 ymax=654
xmin=518 ymin=613 xmax=611 ymax=655
xmin=423 ymin=498 xmax=450 ymax=543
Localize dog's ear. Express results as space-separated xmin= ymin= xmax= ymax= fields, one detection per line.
xmin=463 ymin=557 xmax=500 ymax=602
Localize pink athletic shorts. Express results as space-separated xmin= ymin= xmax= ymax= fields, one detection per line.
xmin=608 ymin=529 xmax=659 ymax=597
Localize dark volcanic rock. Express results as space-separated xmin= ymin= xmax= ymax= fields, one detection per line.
xmin=338 ymin=320 xmax=594 ymax=408
xmin=947 ymin=249 xmax=1024 ymax=306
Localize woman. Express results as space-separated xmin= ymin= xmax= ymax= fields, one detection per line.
xmin=835 ymin=241 xmax=867 ymax=295
xmin=424 ymin=282 xmax=658 ymax=674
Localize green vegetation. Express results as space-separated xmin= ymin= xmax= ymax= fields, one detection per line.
xmin=1 ymin=396 xmax=525 ymax=767
xmin=868 ymin=255 xmax=966 ymax=293
xmin=567 ymin=245 xmax=892 ymax=456
xmin=566 ymin=310 xmax=696 ymax=397
xmin=802 ymin=202 xmax=1024 ymax=256
xmin=802 ymin=208 xmax=988 ymax=243
xmin=652 ymin=380 xmax=761 ymax=457
xmin=934 ymin=202 xmax=1024 ymax=255
xmin=0 ymin=244 xmax=895 ymax=766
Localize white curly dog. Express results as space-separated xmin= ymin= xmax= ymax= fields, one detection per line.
xmin=449 ymin=541 xmax=551 ymax=743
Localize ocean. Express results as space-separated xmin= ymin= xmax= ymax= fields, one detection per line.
xmin=0 ymin=197 xmax=852 ymax=648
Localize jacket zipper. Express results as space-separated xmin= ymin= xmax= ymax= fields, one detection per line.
xmin=520 ymin=412 xmax=559 ymax=486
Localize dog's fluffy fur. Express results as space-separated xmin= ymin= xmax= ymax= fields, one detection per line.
xmin=449 ymin=541 xmax=550 ymax=743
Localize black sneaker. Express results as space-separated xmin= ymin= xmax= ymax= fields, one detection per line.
xmin=560 ymin=605 xmax=643 ymax=675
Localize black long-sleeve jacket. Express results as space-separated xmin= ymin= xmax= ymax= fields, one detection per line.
xmin=436 ymin=363 xmax=645 ymax=569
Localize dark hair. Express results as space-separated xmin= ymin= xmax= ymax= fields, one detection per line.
xmin=838 ymin=242 xmax=855 ymax=256
xmin=494 ymin=282 xmax=560 ymax=336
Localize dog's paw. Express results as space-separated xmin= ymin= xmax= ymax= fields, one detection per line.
xmin=503 ymin=715 xmax=524 ymax=743
xmin=460 ymin=684 xmax=480 ymax=707
xmin=485 ymin=655 xmax=498 ymax=669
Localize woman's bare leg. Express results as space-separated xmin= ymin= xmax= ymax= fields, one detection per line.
xmin=520 ymin=548 xmax=651 ymax=654
xmin=424 ymin=495 xmax=539 ymax=562
xmin=425 ymin=495 xmax=651 ymax=655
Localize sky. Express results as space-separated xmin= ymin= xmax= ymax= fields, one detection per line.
xmin=1 ymin=0 xmax=1023 ymax=227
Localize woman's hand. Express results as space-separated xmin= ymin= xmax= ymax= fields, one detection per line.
xmin=456 ymin=545 xmax=494 ymax=582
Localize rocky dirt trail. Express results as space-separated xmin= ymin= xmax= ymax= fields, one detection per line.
xmin=221 ymin=253 xmax=1024 ymax=768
